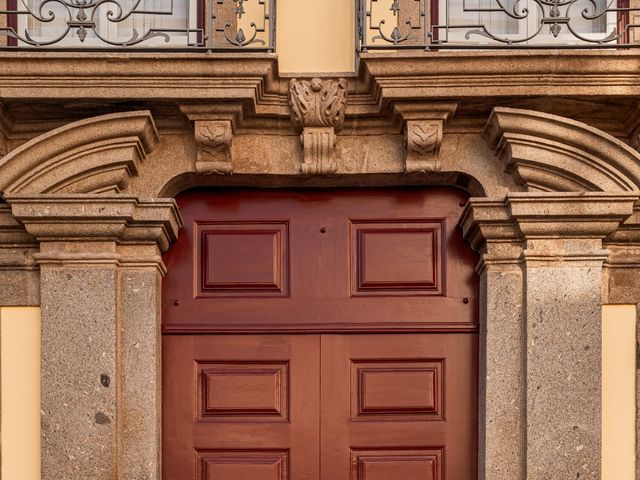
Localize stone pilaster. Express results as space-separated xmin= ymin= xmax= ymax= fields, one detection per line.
xmin=461 ymin=192 xmax=639 ymax=480
xmin=0 ymin=203 xmax=39 ymax=305
xmin=5 ymin=195 xmax=181 ymax=480
xmin=460 ymin=200 xmax=526 ymax=480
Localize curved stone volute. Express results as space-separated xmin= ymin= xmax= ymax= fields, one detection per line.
xmin=0 ymin=111 xmax=158 ymax=195
xmin=484 ymin=107 xmax=640 ymax=192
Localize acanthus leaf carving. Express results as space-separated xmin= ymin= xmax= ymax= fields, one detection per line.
xmin=404 ymin=120 xmax=443 ymax=173
xmin=194 ymin=120 xmax=233 ymax=175
xmin=289 ymin=77 xmax=348 ymax=175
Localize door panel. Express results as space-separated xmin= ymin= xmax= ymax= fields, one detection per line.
xmin=162 ymin=188 xmax=479 ymax=479
xmin=321 ymin=334 xmax=478 ymax=480
xmin=163 ymin=335 xmax=320 ymax=480
xmin=162 ymin=188 xmax=478 ymax=333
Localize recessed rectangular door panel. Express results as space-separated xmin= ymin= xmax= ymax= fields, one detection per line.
xmin=162 ymin=188 xmax=478 ymax=333
xmin=163 ymin=335 xmax=320 ymax=480
xmin=321 ymin=334 xmax=478 ymax=480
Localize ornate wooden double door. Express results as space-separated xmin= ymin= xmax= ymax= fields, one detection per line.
xmin=162 ymin=188 xmax=478 ymax=480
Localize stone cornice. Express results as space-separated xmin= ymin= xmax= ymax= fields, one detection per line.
xmin=358 ymin=50 xmax=640 ymax=102
xmin=0 ymin=51 xmax=639 ymax=122
xmin=460 ymin=192 xmax=640 ymax=255
xmin=4 ymin=195 xmax=182 ymax=253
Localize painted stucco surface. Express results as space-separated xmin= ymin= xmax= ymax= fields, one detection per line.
xmin=1 ymin=307 xmax=40 ymax=480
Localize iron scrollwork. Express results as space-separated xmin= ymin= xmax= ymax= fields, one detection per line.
xmin=0 ymin=0 xmax=275 ymax=50
xmin=357 ymin=0 xmax=640 ymax=50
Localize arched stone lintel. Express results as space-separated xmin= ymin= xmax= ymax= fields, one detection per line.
xmin=484 ymin=107 xmax=640 ymax=192
xmin=0 ymin=111 xmax=158 ymax=196
xmin=0 ymin=107 xmax=639 ymax=201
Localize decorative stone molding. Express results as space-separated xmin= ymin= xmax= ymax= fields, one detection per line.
xmin=6 ymin=195 xmax=181 ymax=254
xmin=180 ymin=104 xmax=246 ymax=175
xmin=289 ymin=77 xmax=347 ymax=174
xmin=460 ymin=192 xmax=640 ymax=273
xmin=2 ymin=195 xmax=182 ymax=480
xmin=460 ymin=192 xmax=640 ymax=264
xmin=193 ymin=120 xmax=233 ymax=175
xmin=0 ymin=203 xmax=39 ymax=305
xmin=403 ymin=121 xmax=442 ymax=173
xmin=394 ymin=103 xmax=457 ymax=174
xmin=484 ymin=107 xmax=640 ymax=192
xmin=460 ymin=191 xmax=640 ymax=479
xmin=0 ymin=111 xmax=158 ymax=195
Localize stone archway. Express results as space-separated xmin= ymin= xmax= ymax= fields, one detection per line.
xmin=1 ymin=106 xmax=639 ymax=479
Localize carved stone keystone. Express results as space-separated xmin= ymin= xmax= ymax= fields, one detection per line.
xmin=289 ymin=77 xmax=348 ymax=174
xmin=194 ymin=120 xmax=233 ymax=175
xmin=394 ymin=102 xmax=457 ymax=174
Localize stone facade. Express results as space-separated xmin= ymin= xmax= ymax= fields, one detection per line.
xmin=1 ymin=50 xmax=640 ymax=479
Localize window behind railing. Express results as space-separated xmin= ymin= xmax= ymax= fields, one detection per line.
xmin=356 ymin=0 xmax=637 ymax=50
xmin=0 ymin=0 xmax=275 ymax=50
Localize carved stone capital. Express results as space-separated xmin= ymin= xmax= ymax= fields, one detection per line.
xmin=289 ymin=78 xmax=347 ymax=174
xmin=460 ymin=192 xmax=639 ymax=269
xmin=194 ymin=120 xmax=233 ymax=175
xmin=5 ymin=195 xmax=182 ymax=257
xmin=404 ymin=120 xmax=443 ymax=173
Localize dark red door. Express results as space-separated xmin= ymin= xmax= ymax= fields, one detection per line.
xmin=162 ymin=188 xmax=478 ymax=480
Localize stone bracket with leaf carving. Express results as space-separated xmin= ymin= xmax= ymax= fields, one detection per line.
xmin=289 ymin=77 xmax=348 ymax=175
xmin=180 ymin=104 xmax=243 ymax=176
xmin=395 ymin=103 xmax=458 ymax=174
xmin=193 ymin=120 xmax=233 ymax=175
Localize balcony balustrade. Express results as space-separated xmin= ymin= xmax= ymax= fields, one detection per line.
xmin=356 ymin=0 xmax=640 ymax=49
xmin=0 ymin=0 xmax=637 ymax=53
xmin=0 ymin=0 xmax=275 ymax=50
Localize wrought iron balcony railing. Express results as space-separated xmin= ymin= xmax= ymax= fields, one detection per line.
xmin=0 ymin=0 xmax=275 ymax=50
xmin=357 ymin=0 xmax=640 ymax=49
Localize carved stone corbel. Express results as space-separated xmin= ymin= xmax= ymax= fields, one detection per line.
xmin=289 ymin=77 xmax=348 ymax=174
xmin=404 ymin=121 xmax=443 ymax=173
xmin=394 ymin=103 xmax=457 ymax=174
xmin=194 ymin=120 xmax=233 ymax=175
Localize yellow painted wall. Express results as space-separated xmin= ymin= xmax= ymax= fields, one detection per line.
xmin=277 ymin=0 xmax=355 ymax=73
xmin=1 ymin=307 xmax=41 ymax=480
xmin=602 ymin=304 xmax=637 ymax=479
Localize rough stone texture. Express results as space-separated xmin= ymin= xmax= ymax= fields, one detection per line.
xmin=478 ymin=247 xmax=525 ymax=480
xmin=289 ymin=78 xmax=347 ymax=174
xmin=523 ymin=249 xmax=603 ymax=480
xmin=484 ymin=107 xmax=640 ymax=192
xmin=0 ymin=204 xmax=39 ymax=305
xmin=461 ymin=193 xmax=639 ymax=480
xmin=193 ymin=120 xmax=233 ymax=175
xmin=3 ymin=195 xmax=181 ymax=480
xmin=118 ymin=263 xmax=163 ymax=479
xmin=39 ymin=260 xmax=118 ymax=480
xmin=0 ymin=111 xmax=158 ymax=195
xmin=0 ymin=51 xmax=640 ymax=479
